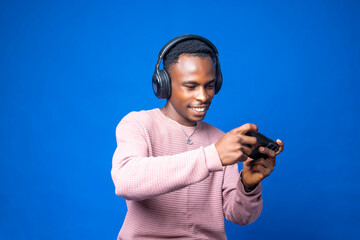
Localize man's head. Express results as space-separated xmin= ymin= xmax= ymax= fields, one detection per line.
xmin=165 ymin=38 xmax=219 ymax=126
xmin=153 ymin=35 xmax=222 ymax=126
xmin=165 ymin=53 xmax=216 ymax=126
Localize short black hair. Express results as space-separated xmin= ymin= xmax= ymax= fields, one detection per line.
xmin=163 ymin=39 xmax=216 ymax=72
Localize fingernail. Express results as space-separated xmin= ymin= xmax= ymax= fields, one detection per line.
xmin=259 ymin=147 xmax=264 ymax=151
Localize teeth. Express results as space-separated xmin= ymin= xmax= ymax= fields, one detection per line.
xmin=191 ymin=107 xmax=206 ymax=112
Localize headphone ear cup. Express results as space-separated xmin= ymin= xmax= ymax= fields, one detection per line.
xmin=152 ymin=71 xmax=161 ymax=98
xmin=159 ymin=70 xmax=171 ymax=98
xmin=152 ymin=70 xmax=171 ymax=99
xmin=215 ymin=65 xmax=223 ymax=94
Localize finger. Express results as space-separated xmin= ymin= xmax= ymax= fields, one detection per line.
xmin=237 ymin=135 xmax=257 ymax=146
xmin=240 ymin=145 xmax=253 ymax=157
xmin=258 ymin=146 xmax=276 ymax=158
xmin=249 ymin=158 xmax=275 ymax=173
xmin=275 ymin=139 xmax=284 ymax=155
xmin=259 ymin=148 xmax=277 ymax=167
xmin=236 ymin=152 xmax=249 ymax=163
xmin=247 ymin=157 xmax=274 ymax=169
xmin=233 ymin=123 xmax=258 ymax=134
xmin=250 ymin=164 xmax=273 ymax=177
xmin=268 ymin=155 xmax=276 ymax=167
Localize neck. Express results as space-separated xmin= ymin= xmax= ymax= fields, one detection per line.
xmin=162 ymin=103 xmax=197 ymax=126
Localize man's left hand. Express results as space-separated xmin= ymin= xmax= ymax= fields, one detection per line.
xmin=241 ymin=139 xmax=284 ymax=191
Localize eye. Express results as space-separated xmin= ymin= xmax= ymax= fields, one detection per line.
xmin=207 ymin=83 xmax=215 ymax=89
xmin=185 ymin=85 xmax=196 ymax=90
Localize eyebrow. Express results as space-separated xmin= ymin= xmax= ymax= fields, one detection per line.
xmin=182 ymin=79 xmax=216 ymax=85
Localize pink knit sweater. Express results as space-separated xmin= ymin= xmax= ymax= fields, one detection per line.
xmin=111 ymin=108 xmax=262 ymax=239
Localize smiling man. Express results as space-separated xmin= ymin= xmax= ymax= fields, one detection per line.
xmin=111 ymin=35 xmax=284 ymax=239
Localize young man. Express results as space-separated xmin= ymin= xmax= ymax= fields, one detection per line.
xmin=111 ymin=35 xmax=284 ymax=239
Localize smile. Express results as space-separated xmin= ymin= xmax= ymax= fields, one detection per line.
xmin=190 ymin=106 xmax=208 ymax=112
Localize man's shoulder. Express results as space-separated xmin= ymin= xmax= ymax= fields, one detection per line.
xmin=199 ymin=121 xmax=225 ymax=138
xmin=119 ymin=108 xmax=160 ymax=126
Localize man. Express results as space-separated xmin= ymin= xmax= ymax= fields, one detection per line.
xmin=111 ymin=35 xmax=284 ymax=239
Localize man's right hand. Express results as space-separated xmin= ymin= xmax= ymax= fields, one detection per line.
xmin=215 ymin=123 xmax=258 ymax=166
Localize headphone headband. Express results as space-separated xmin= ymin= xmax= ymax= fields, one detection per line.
xmin=155 ymin=34 xmax=219 ymax=71
xmin=158 ymin=34 xmax=219 ymax=59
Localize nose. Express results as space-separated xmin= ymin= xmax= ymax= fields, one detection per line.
xmin=195 ymin=87 xmax=208 ymax=102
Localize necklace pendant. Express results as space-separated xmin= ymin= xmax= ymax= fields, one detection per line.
xmin=186 ymin=139 xmax=193 ymax=145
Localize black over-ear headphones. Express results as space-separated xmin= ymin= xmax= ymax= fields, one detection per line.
xmin=152 ymin=34 xmax=223 ymax=99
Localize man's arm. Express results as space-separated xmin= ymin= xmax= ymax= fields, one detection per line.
xmin=111 ymin=113 xmax=223 ymax=201
xmin=216 ymin=124 xmax=284 ymax=225
xmin=222 ymin=164 xmax=263 ymax=225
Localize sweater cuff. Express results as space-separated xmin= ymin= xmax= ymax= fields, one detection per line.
xmin=238 ymin=170 xmax=262 ymax=196
xmin=204 ymin=144 xmax=223 ymax=172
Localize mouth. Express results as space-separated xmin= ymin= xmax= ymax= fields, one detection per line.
xmin=189 ymin=105 xmax=209 ymax=114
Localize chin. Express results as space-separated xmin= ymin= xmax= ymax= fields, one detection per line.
xmin=193 ymin=115 xmax=206 ymax=122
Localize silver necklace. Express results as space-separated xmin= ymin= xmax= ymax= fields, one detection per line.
xmin=162 ymin=108 xmax=197 ymax=145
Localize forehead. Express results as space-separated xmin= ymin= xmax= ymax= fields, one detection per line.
xmin=168 ymin=54 xmax=216 ymax=82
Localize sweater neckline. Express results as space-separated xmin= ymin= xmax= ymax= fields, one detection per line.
xmin=155 ymin=108 xmax=201 ymax=131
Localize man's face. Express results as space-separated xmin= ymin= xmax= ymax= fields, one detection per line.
xmin=166 ymin=54 xmax=216 ymax=126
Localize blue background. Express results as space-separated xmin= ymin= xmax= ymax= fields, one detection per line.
xmin=1 ymin=0 xmax=359 ymax=239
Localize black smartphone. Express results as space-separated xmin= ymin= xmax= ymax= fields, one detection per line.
xmin=245 ymin=131 xmax=280 ymax=159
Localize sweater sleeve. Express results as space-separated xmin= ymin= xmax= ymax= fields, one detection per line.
xmin=111 ymin=113 xmax=223 ymax=201
xmin=222 ymin=164 xmax=263 ymax=225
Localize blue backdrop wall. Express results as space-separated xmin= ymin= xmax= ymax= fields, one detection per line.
xmin=1 ymin=0 xmax=359 ymax=239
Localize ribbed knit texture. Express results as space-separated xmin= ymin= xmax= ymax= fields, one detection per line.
xmin=111 ymin=108 xmax=263 ymax=239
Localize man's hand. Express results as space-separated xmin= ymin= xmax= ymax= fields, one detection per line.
xmin=215 ymin=123 xmax=258 ymax=166
xmin=241 ymin=139 xmax=284 ymax=190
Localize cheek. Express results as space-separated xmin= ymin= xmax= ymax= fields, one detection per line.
xmin=170 ymin=91 xmax=189 ymax=109
xmin=172 ymin=88 xmax=192 ymax=101
xmin=208 ymin=89 xmax=215 ymax=98
xmin=205 ymin=89 xmax=215 ymax=101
